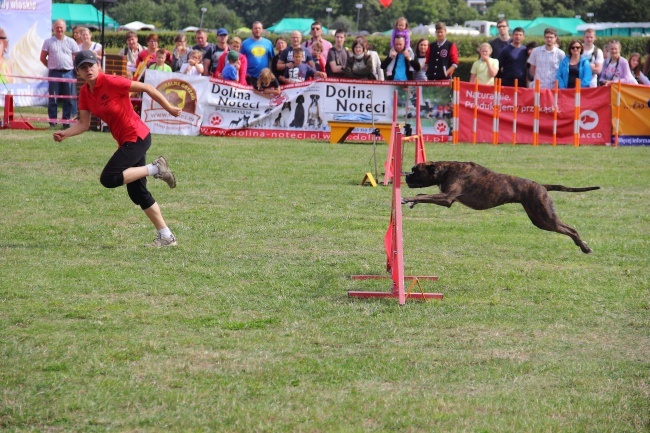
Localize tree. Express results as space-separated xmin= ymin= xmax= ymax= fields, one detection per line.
xmin=485 ymin=1 xmax=521 ymax=21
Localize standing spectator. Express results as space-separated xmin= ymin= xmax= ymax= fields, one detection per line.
xmin=303 ymin=21 xmax=332 ymax=60
xmin=214 ymin=37 xmax=248 ymax=86
xmin=425 ymin=22 xmax=458 ymax=81
xmin=241 ymin=21 xmax=275 ymax=86
xmin=78 ymin=27 xmax=102 ymax=62
xmin=414 ymin=38 xmax=429 ymax=81
xmin=311 ymin=41 xmax=326 ymax=73
xmin=490 ymin=18 xmax=511 ymax=60
xmin=556 ymin=40 xmax=592 ymax=89
xmin=344 ymin=39 xmax=374 ymax=80
xmin=148 ymin=49 xmax=172 ymax=72
xmin=497 ymin=27 xmax=527 ymax=87
xmin=602 ymin=42 xmax=610 ymax=62
xmin=390 ymin=17 xmax=410 ymax=51
xmin=470 ymin=43 xmax=499 ymax=85
xmin=355 ymin=35 xmax=384 ymax=80
xmin=279 ymin=48 xmax=325 ymax=84
xmin=180 ymin=50 xmax=205 ymax=76
xmin=599 ymin=41 xmax=636 ymax=86
xmin=271 ymin=37 xmax=287 ymax=80
xmin=326 ymin=29 xmax=347 ymax=78
xmin=192 ymin=28 xmax=213 ymax=56
xmin=525 ymin=41 xmax=538 ymax=84
xmin=52 ymin=50 xmax=181 ymax=248
xmin=72 ymin=26 xmax=83 ymax=45
xmin=171 ymin=33 xmax=190 ymax=72
xmin=40 ymin=19 xmax=79 ymax=129
xmin=381 ymin=35 xmax=419 ymax=81
xmin=0 ymin=27 xmax=13 ymax=84
xmin=136 ymin=34 xmax=171 ymax=69
xmin=528 ymin=28 xmax=565 ymax=88
xmin=203 ymin=28 xmax=228 ymax=77
xmin=118 ymin=31 xmax=144 ymax=78
xmin=628 ymin=52 xmax=650 ymax=85
xmin=581 ymin=28 xmax=603 ymax=87
xmin=222 ymin=50 xmax=240 ymax=83
xmin=277 ymin=31 xmax=315 ymax=73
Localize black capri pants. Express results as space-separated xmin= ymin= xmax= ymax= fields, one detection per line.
xmin=100 ymin=134 xmax=156 ymax=210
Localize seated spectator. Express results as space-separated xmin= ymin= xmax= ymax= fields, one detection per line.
xmin=279 ymin=48 xmax=325 ymax=84
xmin=118 ymin=31 xmax=144 ymax=78
xmin=271 ymin=37 xmax=287 ymax=80
xmin=149 ymin=49 xmax=172 ymax=72
xmin=213 ymin=37 xmax=248 ymax=86
xmin=344 ymin=40 xmax=374 ymax=80
xmin=137 ymin=33 xmax=171 ymax=69
xmin=470 ymin=43 xmax=499 ymax=85
xmin=180 ymin=50 xmax=204 ymax=75
xmin=381 ymin=35 xmax=419 ymax=81
xmin=78 ymin=27 xmax=102 ymax=62
xmin=222 ymin=50 xmax=240 ymax=83
xmin=326 ymin=29 xmax=348 ymax=78
xmin=254 ymin=68 xmax=281 ymax=97
xmin=311 ymin=41 xmax=327 ymax=73
xmin=171 ymin=33 xmax=190 ymax=72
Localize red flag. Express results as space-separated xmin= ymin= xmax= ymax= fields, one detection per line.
xmin=378 ymin=0 xmax=392 ymax=7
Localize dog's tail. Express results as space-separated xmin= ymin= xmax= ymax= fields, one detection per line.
xmin=543 ymin=185 xmax=601 ymax=192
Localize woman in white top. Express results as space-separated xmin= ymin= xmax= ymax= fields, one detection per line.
xmin=414 ymin=38 xmax=429 ymax=81
xmin=470 ymin=43 xmax=499 ymax=85
xmin=78 ymin=27 xmax=102 ymax=62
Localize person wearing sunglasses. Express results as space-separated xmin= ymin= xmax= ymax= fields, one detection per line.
xmin=557 ymin=40 xmax=592 ymax=89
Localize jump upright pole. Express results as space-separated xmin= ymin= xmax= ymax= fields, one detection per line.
xmin=349 ymin=128 xmax=443 ymax=305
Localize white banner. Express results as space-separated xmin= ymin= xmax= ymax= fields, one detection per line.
xmin=142 ymin=72 xmax=454 ymax=141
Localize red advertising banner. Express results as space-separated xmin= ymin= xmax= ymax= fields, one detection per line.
xmin=457 ymin=82 xmax=611 ymax=145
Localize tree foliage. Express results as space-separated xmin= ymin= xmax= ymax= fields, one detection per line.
xmin=59 ymin=0 xmax=650 ymax=32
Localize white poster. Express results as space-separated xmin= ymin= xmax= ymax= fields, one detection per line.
xmin=0 ymin=0 xmax=51 ymax=106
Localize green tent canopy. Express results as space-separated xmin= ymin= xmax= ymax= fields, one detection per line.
xmin=53 ymin=3 xmax=120 ymax=31
xmin=266 ymin=18 xmax=327 ymax=35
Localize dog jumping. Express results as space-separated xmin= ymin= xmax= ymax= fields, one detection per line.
xmin=401 ymin=161 xmax=600 ymax=253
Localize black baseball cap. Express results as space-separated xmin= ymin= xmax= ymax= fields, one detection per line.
xmin=74 ymin=50 xmax=98 ymax=69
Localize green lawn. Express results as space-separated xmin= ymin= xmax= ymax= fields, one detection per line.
xmin=1 ymin=131 xmax=648 ymax=432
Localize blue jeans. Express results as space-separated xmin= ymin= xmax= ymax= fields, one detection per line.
xmin=47 ymin=69 xmax=77 ymax=125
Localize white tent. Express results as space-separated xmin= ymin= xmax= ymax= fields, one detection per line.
xmin=412 ymin=23 xmax=479 ymax=36
xmin=118 ymin=21 xmax=156 ymax=31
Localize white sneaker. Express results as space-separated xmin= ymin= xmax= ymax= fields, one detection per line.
xmin=147 ymin=233 xmax=177 ymax=247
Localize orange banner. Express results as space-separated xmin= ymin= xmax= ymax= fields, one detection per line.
xmin=613 ymin=84 xmax=650 ymax=146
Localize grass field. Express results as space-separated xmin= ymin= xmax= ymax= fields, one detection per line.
xmin=1 ymin=130 xmax=648 ymax=432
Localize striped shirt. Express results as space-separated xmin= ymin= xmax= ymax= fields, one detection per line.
xmin=42 ymin=36 xmax=79 ymax=70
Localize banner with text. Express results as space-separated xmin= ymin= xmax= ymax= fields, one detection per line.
xmin=142 ymin=72 xmax=454 ymax=141
xmin=612 ymin=83 xmax=650 ymax=146
xmin=457 ymin=82 xmax=612 ymax=145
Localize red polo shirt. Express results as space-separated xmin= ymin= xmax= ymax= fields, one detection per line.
xmin=78 ymin=73 xmax=150 ymax=146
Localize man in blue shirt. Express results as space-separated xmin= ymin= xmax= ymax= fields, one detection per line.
xmin=240 ymin=21 xmax=274 ymax=86
xmin=497 ymin=27 xmax=528 ymax=87
xmin=381 ymin=35 xmax=419 ymax=81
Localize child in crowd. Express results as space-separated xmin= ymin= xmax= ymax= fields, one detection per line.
xmin=390 ymin=17 xmax=410 ymax=51
xmin=279 ymin=48 xmax=326 ymax=84
xmin=254 ymin=68 xmax=281 ymax=97
xmin=180 ymin=50 xmax=204 ymax=75
xmin=149 ymin=49 xmax=172 ymax=72
xmin=222 ymin=50 xmax=240 ymax=83
xmin=311 ymin=41 xmax=327 ymax=73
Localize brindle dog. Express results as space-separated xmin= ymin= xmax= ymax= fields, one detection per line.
xmin=401 ymin=161 xmax=600 ymax=253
